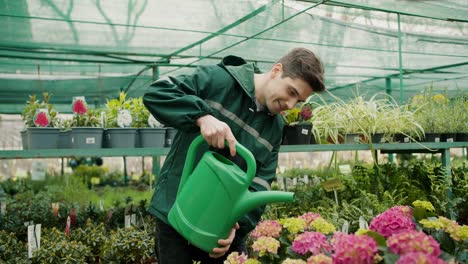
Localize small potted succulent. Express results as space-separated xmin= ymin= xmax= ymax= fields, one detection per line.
xmin=70 ymin=96 xmax=104 ymax=149
xmin=21 ymin=93 xmax=60 ymax=149
xmin=281 ymin=102 xmax=314 ymax=145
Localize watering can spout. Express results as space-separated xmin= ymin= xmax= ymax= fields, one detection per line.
xmin=236 ymin=191 xmax=294 ymax=218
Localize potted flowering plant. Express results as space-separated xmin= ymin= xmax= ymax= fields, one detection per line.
xmin=21 ymin=93 xmax=60 ymax=149
xmin=104 ymin=92 xmax=138 ymax=148
xmin=225 ymin=202 xmax=465 ymax=263
xmin=129 ymin=97 xmax=166 ymax=148
xmin=281 ymin=102 xmax=314 ymax=145
xmin=69 ymin=96 xmax=104 ymax=149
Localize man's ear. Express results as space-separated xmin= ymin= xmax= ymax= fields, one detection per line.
xmin=270 ymin=63 xmax=283 ymax=79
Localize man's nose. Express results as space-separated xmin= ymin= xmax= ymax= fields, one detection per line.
xmin=286 ymin=99 xmax=297 ymax=110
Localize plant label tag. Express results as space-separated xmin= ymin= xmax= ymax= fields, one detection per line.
xmin=359 ymin=216 xmax=369 ymax=229
xmin=51 ymin=202 xmax=60 ymax=217
xmin=341 ymin=220 xmax=349 ymax=234
xmin=101 ymin=111 xmax=106 ymax=127
xmin=435 ymin=137 xmax=440 ymax=142
xmin=321 ymin=178 xmax=344 ymax=192
xmin=339 ymin=164 xmax=352 ymax=175
xmin=404 ymin=137 xmax=410 ymax=143
xmin=0 ymin=201 xmax=6 ymax=215
xmin=74 ymin=96 xmax=86 ymax=102
xmin=301 ymin=129 xmax=309 ymax=135
xmin=447 ymin=137 xmax=453 ymax=142
xmin=100 ymin=200 xmax=104 ymax=211
xmin=86 ymin=137 xmax=95 ymax=144
xmin=28 ymin=224 xmax=41 ymax=259
xmin=31 ymin=161 xmax=46 ymax=181
xmin=125 ymin=215 xmax=132 ymax=228
xmin=131 ymin=214 xmax=137 ymax=225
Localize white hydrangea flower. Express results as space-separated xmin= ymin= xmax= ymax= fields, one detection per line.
xmin=117 ymin=109 xmax=132 ymax=128
xmin=148 ymin=114 xmax=161 ymax=128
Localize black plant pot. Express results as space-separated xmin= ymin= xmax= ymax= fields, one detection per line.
xmin=455 ymin=133 xmax=468 ymax=142
xmin=441 ymin=133 xmax=456 ymax=143
xmin=282 ymin=124 xmax=312 ymax=145
xmin=423 ymin=133 xmax=441 ymax=143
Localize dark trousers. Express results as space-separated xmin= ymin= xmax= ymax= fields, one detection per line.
xmin=155 ymin=218 xmax=247 ymax=264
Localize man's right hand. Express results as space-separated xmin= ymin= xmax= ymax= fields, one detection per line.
xmin=196 ymin=115 xmax=237 ymax=156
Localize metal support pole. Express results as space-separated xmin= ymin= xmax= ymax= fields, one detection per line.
xmin=441 ymin=148 xmax=455 ymax=219
xmin=397 ymin=13 xmax=404 ymax=104
xmin=123 ymin=156 xmax=128 ymax=185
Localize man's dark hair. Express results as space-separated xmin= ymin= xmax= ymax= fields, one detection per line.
xmin=277 ymin=47 xmax=325 ymax=92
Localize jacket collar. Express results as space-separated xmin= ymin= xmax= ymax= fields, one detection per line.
xmin=219 ymin=55 xmax=260 ymax=99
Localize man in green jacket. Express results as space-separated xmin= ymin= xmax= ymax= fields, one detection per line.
xmin=143 ymin=47 xmax=325 ymax=263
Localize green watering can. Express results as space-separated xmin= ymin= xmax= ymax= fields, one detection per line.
xmin=168 ymin=135 xmax=294 ymax=253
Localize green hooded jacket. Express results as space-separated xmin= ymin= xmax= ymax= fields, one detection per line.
xmin=143 ymin=55 xmax=284 ymax=240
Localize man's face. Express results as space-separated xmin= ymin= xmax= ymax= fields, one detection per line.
xmin=262 ymin=64 xmax=314 ymax=114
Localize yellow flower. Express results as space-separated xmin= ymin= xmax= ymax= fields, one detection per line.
xmin=449 ymin=225 xmax=468 ymax=241
xmin=251 ymin=236 xmax=280 ymax=256
xmin=282 ymin=258 xmax=307 ymax=264
xmin=307 ymin=253 xmax=332 ymax=264
xmin=280 ymin=217 xmax=306 ymax=234
xmin=411 ymin=94 xmax=425 ymax=106
xmin=412 ymin=200 xmax=435 ymax=212
xmin=245 ymin=259 xmax=261 ymax=264
xmin=310 ymin=218 xmax=336 ymax=235
xmin=355 ymin=228 xmax=368 ymax=236
xmin=432 ymin=94 xmax=447 ymax=104
xmin=419 ymin=219 xmax=444 ymax=230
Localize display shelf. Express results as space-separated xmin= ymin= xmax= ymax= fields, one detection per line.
xmin=0 ymin=142 xmax=466 ymax=159
xmin=0 ymin=148 xmax=170 ymax=159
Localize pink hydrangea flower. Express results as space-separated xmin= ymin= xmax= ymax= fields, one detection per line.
xmin=300 ymin=212 xmax=321 ymax=226
xmin=292 ymin=231 xmax=331 ymax=255
xmin=369 ymin=206 xmax=416 ymax=238
xmin=34 ymin=111 xmax=50 ymax=127
xmin=252 ymin=220 xmax=282 ymax=238
xmin=387 ymin=205 xmax=413 ymax=218
xmin=72 ymin=99 xmax=87 ymax=115
xmin=387 ymin=231 xmax=441 ymax=257
xmin=396 ymin=252 xmax=447 ymax=264
xmin=331 ymin=233 xmax=378 ymax=264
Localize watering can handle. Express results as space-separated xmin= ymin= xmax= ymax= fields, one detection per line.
xmin=177 ymin=135 xmax=257 ymax=195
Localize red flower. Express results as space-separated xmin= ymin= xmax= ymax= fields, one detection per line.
xmin=34 ymin=111 xmax=50 ymax=127
xmin=72 ymin=99 xmax=87 ymax=115
xmin=69 ymin=208 xmax=76 ymax=226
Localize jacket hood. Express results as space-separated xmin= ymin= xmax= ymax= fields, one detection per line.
xmin=220 ymin=55 xmax=260 ymax=98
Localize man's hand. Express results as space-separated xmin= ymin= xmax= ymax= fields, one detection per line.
xmin=209 ymin=223 xmax=240 ymax=258
xmin=196 ymin=115 xmax=237 ymax=156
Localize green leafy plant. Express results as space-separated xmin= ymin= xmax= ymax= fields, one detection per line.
xmin=101 ymin=226 xmax=154 ymax=263
xmin=412 ymin=87 xmax=467 ymax=134
xmin=0 ymin=231 xmax=28 ymax=263
xmin=32 ymin=227 xmax=92 ymax=264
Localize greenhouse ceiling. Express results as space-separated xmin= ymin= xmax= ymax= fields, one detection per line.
xmin=0 ymin=0 xmax=467 ymax=113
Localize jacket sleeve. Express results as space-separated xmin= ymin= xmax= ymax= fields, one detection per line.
xmin=143 ymin=66 xmax=216 ymax=132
